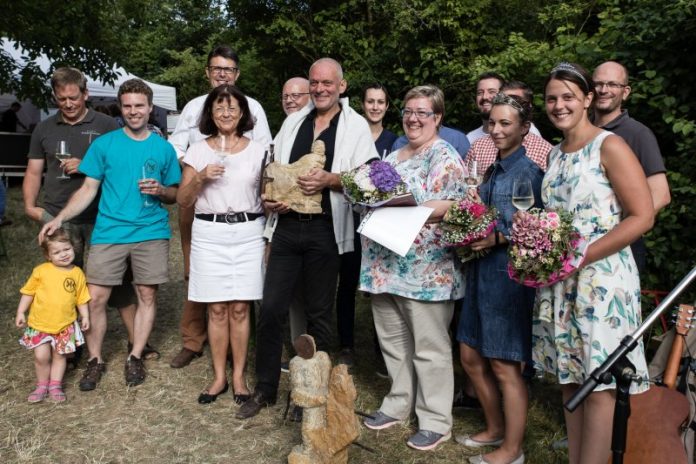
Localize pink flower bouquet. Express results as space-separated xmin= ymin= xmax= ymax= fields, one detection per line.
xmin=340 ymin=161 xmax=411 ymax=206
xmin=441 ymin=199 xmax=498 ymax=262
xmin=507 ymin=208 xmax=587 ymax=288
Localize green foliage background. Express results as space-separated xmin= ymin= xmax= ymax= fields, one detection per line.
xmin=2 ymin=0 xmax=695 ymax=295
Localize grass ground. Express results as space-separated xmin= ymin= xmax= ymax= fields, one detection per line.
xmin=0 ymin=184 xmax=569 ymax=463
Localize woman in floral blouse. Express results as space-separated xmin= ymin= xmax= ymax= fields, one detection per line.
xmin=360 ymin=85 xmax=466 ymax=451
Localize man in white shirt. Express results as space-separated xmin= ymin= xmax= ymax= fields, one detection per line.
xmin=169 ymin=45 xmax=272 ymax=368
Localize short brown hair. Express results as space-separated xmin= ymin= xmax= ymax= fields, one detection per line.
xmin=403 ymin=85 xmax=445 ymax=128
xmin=51 ymin=67 xmax=87 ymax=93
xmin=41 ymin=228 xmax=73 ymax=257
xmin=117 ymin=78 xmax=153 ymax=106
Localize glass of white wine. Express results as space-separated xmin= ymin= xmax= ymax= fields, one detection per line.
xmin=55 ymin=140 xmax=70 ymax=179
xmin=512 ymin=178 xmax=534 ymax=211
xmin=465 ymin=159 xmax=481 ymax=189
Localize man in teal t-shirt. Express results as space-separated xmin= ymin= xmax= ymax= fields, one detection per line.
xmin=41 ymin=79 xmax=181 ymax=389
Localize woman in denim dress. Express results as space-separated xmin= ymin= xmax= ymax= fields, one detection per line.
xmin=456 ymin=94 xmax=545 ymax=464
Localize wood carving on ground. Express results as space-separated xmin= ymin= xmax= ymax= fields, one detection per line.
xmin=288 ymin=334 xmax=360 ymax=464
xmin=264 ymin=140 xmax=326 ymax=214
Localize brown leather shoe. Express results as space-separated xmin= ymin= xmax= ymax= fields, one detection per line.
xmin=236 ymin=391 xmax=276 ymax=419
xmin=169 ymin=348 xmax=203 ymax=368
xmin=125 ymin=355 xmax=146 ymax=387
xmin=79 ymin=358 xmax=106 ymax=391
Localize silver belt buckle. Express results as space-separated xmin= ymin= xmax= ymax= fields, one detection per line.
xmin=224 ymin=212 xmax=248 ymax=224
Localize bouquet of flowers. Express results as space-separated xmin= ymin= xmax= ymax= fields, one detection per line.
xmin=441 ymin=199 xmax=498 ymax=262
xmin=507 ymin=208 xmax=586 ymax=288
xmin=340 ymin=160 xmax=411 ymax=206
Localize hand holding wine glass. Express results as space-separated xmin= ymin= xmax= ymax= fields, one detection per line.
xmin=139 ymin=165 xmax=156 ymax=206
xmin=55 ymin=140 xmax=70 ymax=179
xmin=512 ymin=178 xmax=534 ymax=211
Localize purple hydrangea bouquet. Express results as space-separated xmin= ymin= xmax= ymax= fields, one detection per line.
xmin=507 ymin=208 xmax=587 ymax=288
xmin=340 ymin=160 xmax=410 ymax=206
xmin=440 ymin=199 xmax=498 ymax=262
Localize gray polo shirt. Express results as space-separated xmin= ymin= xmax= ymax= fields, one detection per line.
xmin=602 ymin=109 xmax=666 ymax=176
xmin=28 ymin=110 xmax=119 ymax=222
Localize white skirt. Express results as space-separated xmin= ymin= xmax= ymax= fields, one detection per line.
xmin=189 ymin=216 xmax=266 ymax=302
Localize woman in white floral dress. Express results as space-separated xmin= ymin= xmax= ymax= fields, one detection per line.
xmin=532 ymin=63 xmax=654 ymax=464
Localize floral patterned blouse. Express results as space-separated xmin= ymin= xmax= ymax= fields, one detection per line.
xmin=359 ymin=139 xmax=467 ymax=301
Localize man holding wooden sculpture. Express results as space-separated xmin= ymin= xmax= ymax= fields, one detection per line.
xmin=237 ymin=58 xmax=377 ymax=419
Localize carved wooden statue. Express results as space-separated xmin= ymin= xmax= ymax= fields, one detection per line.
xmin=288 ymin=335 xmax=360 ymax=464
xmin=263 ymin=140 xmax=326 ymax=214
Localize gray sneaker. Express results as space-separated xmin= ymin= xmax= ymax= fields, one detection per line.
xmin=364 ymin=411 xmax=400 ymax=430
xmin=407 ymin=429 xmax=451 ymax=451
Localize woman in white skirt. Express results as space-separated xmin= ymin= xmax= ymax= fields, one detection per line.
xmin=177 ymin=84 xmax=266 ymax=405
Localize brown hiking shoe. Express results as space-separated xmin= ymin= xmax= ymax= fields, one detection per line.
xmin=169 ymin=347 xmax=203 ymax=368
xmin=125 ymin=356 xmax=146 ymax=386
xmin=79 ymin=358 xmax=106 ymax=391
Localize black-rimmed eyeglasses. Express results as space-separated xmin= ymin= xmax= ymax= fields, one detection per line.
xmin=208 ymin=66 xmax=239 ymax=75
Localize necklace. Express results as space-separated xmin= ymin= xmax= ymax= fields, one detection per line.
xmin=217 ymin=135 xmax=241 ymax=153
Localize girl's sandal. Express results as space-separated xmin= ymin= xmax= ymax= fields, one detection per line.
xmin=27 ymin=382 xmax=49 ymax=403
xmin=48 ymin=382 xmax=66 ymax=402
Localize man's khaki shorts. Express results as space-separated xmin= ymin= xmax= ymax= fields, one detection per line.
xmin=86 ymin=240 xmax=169 ymax=286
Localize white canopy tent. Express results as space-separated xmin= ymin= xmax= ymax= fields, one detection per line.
xmin=1 ymin=39 xmax=177 ymax=130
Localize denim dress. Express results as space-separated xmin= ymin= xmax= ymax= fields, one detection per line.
xmin=457 ymin=145 xmax=544 ymax=362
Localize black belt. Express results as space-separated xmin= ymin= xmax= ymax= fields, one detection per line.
xmin=195 ymin=212 xmax=264 ymax=224
xmin=282 ymin=211 xmax=331 ymax=222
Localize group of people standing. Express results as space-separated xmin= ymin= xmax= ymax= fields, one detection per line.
xmin=12 ymin=42 xmax=670 ymax=463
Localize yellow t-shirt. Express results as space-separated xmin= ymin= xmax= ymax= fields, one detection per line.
xmin=20 ymin=262 xmax=91 ymax=333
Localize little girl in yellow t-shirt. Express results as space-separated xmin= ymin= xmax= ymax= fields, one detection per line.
xmin=15 ymin=228 xmax=90 ymax=402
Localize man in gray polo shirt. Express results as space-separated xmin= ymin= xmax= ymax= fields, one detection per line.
xmin=22 ymin=67 xmax=146 ymax=390
xmin=592 ymin=60 xmax=671 ymax=271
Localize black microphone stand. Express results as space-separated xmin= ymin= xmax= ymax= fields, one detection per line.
xmin=565 ymin=265 xmax=696 ymax=464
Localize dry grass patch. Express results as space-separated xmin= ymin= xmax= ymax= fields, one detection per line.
xmin=0 ymin=185 xmax=568 ymax=463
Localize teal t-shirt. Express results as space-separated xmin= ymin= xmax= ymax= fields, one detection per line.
xmin=79 ymin=129 xmax=181 ymax=244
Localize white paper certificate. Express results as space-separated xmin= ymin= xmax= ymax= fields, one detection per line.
xmin=358 ymin=206 xmax=434 ymax=257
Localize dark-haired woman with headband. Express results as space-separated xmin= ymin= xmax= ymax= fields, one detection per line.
xmin=532 ymin=62 xmax=653 ymax=463
xmin=455 ymin=93 xmax=543 ymax=464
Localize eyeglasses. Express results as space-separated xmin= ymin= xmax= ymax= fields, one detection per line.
xmin=213 ymin=106 xmax=240 ymax=116
xmin=594 ymin=81 xmax=627 ymax=90
xmin=281 ymin=92 xmax=310 ymax=101
xmin=208 ymin=66 xmax=239 ymax=75
xmin=401 ymin=109 xmax=436 ymax=120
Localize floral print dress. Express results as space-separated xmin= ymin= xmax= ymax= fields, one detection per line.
xmin=359 ymin=139 xmax=466 ymax=301
xmin=532 ymin=131 xmax=648 ymax=393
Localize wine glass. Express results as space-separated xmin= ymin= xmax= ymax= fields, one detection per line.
xmin=55 ymin=140 xmax=70 ymax=179
xmin=465 ymin=159 xmax=481 ymax=189
xmin=215 ymin=135 xmax=227 ymax=179
xmin=512 ymin=178 xmax=534 ymax=211
xmin=141 ymin=165 xmax=155 ymax=207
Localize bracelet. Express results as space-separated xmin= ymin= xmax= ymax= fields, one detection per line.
xmin=494 ymin=228 xmax=500 ymax=246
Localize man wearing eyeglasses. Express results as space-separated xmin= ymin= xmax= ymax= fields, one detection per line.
xmin=592 ymin=60 xmax=670 ymax=271
xmin=281 ymin=77 xmax=311 ymax=116
xmin=169 ymin=45 xmax=273 ymax=369
xmin=237 ymin=57 xmax=377 ymax=419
